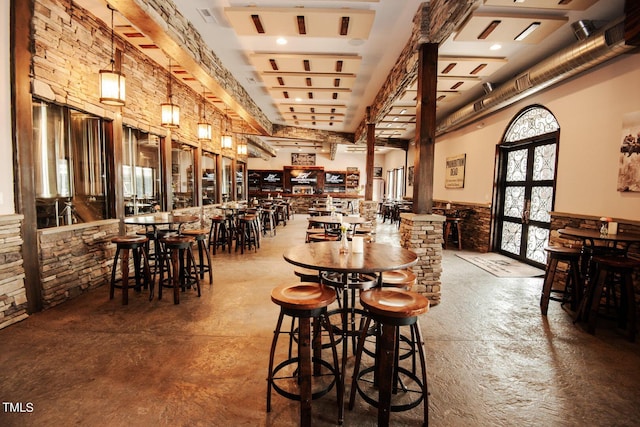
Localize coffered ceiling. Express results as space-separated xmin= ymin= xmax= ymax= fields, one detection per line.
xmin=76 ymin=0 xmax=624 ymax=154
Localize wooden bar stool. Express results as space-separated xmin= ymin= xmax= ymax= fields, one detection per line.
xmin=207 ymin=216 xmax=224 ymax=255
xmin=181 ymin=228 xmax=213 ymax=285
xmin=110 ymin=235 xmax=152 ymax=305
xmin=267 ymin=283 xmax=343 ymax=426
xmin=381 ymin=269 xmax=417 ymax=290
xmin=540 ymin=245 xmax=582 ymax=315
xmin=443 ymin=216 xmax=463 ymax=250
xmin=235 ymin=214 xmax=259 ymax=254
xmin=159 ymin=235 xmax=200 ymax=304
xmin=349 ymin=288 xmax=430 ymax=426
xmin=587 ymin=255 xmax=639 ymax=342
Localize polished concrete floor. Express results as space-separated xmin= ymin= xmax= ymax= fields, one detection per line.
xmin=1 ymin=216 xmax=639 ymax=426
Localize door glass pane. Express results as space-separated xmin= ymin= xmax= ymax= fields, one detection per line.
xmin=202 ymin=152 xmax=216 ymax=205
xmin=506 ymin=149 xmax=527 ymax=182
xmin=222 ymin=157 xmax=233 ymax=202
xmin=123 ymin=127 xmax=161 ymax=215
xmin=171 ymin=142 xmax=194 ymax=209
xmin=533 ymin=144 xmax=556 ymax=181
xmin=526 ymin=225 xmax=549 ymax=264
xmin=530 ymin=186 xmax=553 ymax=222
xmin=503 ymin=186 xmax=525 ymax=218
xmin=501 ymin=222 xmax=522 ymax=255
xmin=236 ymin=163 xmax=245 ymax=201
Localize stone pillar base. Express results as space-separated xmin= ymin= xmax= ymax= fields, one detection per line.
xmin=399 ymin=212 xmax=445 ymax=306
xmin=360 ymin=200 xmax=378 ymax=228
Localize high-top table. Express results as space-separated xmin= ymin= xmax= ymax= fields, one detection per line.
xmin=283 ymin=241 xmax=418 ymax=417
xmin=558 ymin=227 xmax=640 ymax=322
xmin=124 ymin=213 xmax=200 ymax=278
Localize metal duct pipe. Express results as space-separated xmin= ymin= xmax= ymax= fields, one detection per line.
xmin=572 ymin=20 xmax=595 ymax=40
xmin=436 ymin=18 xmax=633 ymax=135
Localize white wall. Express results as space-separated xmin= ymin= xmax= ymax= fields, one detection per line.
xmin=1 ymin=0 xmax=15 ymax=214
xmin=434 ymin=52 xmax=640 ymax=222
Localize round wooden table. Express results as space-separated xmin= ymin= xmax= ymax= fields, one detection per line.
xmin=283 ymin=240 xmax=418 ymax=414
xmin=283 ymin=241 xmax=417 ymax=277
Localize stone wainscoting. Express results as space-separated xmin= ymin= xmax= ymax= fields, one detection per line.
xmin=434 ymin=201 xmax=492 ymax=253
xmin=0 ymin=215 xmax=28 ymax=329
xmin=39 ymin=219 xmax=120 ymax=309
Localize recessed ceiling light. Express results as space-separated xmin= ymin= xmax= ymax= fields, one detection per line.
xmin=276 ymin=37 xmax=287 ymax=45
xmin=295 ymin=97 xmax=302 ymax=102
xmin=515 ymin=22 xmax=540 ymax=41
xmin=399 ymin=109 xmax=406 ymax=114
xmin=490 ymin=44 xmax=502 ymax=51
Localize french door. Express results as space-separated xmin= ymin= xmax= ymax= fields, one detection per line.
xmin=496 ymin=136 xmax=558 ymax=268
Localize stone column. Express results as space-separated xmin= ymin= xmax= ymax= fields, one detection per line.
xmin=360 ymin=200 xmax=378 ymax=228
xmin=399 ymin=212 xmax=445 ymax=305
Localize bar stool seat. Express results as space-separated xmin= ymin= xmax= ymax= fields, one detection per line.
xmin=110 ymin=235 xmax=152 ymax=305
xmin=159 ymin=235 xmax=200 ymax=304
xmin=181 ymin=228 xmax=213 ymax=285
xmin=267 ymin=283 xmax=343 ymax=426
xmin=381 ymin=269 xmax=417 ymax=290
xmin=540 ymin=245 xmax=582 ymax=315
xmin=587 ymin=255 xmax=639 ymax=342
xmin=349 ymin=288 xmax=430 ymax=426
xmin=308 ymin=233 xmax=339 ymax=242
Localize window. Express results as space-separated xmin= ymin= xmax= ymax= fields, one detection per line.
xmin=33 ymin=100 xmax=109 ymax=228
xmin=123 ymin=127 xmax=162 ymax=215
xmin=221 ymin=157 xmax=233 ymax=202
xmin=395 ymin=167 xmax=405 ymax=199
xmin=202 ymin=151 xmax=217 ymax=205
xmin=236 ymin=163 xmax=246 ymax=201
xmin=171 ymin=142 xmax=195 ymax=209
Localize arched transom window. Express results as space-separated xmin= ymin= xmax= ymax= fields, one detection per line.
xmin=504 ymin=106 xmax=559 ymax=143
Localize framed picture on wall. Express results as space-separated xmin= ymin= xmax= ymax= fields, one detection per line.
xmin=617 ymin=110 xmax=640 ymax=192
xmin=408 ymin=166 xmax=414 ymax=186
xmin=445 ymin=154 xmax=466 ymax=188
xmin=373 ymin=166 xmax=383 ymax=177
xmin=291 ymin=153 xmax=316 ymax=166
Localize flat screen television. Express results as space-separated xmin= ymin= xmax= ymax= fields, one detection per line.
xmin=325 ymin=172 xmax=345 ymax=185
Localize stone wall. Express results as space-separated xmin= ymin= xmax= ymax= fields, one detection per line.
xmin=433 ymin=200 xmax=491 ymax=253
xmin=399 ymin=213 xmax=445 ymax=305
xmin=32 ymin=0 xmax=238 ymax=152
xmin=38 ymin=220 xmax=119 ymax=308
xmin=0 ymin=215 xmax=28 ymax=329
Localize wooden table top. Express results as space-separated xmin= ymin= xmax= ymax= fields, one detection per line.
xmin=283 ymin=242 xmax=417 ymax=274
xmin=558 ymin=227 xmax=640 ymax=244
xmin=308 ymin=215 xmax=366 ymax=225
xmin=124 ymin=214 xmax=199 ymax=227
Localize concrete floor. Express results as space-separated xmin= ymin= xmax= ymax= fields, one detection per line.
xmin=1 ymin=216 xmax=639 ymax=427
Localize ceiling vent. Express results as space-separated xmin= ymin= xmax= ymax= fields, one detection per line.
xmin=197 ymin=8 xmax=217 ymax=24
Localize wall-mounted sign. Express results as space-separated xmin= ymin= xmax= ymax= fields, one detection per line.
xmin=291 ymin=153 xmax=316 ymax=166
xmin=445 ymin=154 xmax=466 ymax=188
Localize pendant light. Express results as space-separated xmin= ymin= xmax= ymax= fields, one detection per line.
xmin=221 ymin=106 xmax=233 ymax=148
xmin=161 ymin=56 xmax=180 ymax=128
xmin=237 ymin=122 xmax=248 ymax=155
xmin=197 ymin=87 xmax=212 ymax=142
xmin=99 ymin=5 xmax=126 ymax=106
